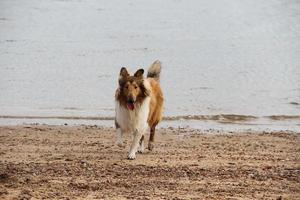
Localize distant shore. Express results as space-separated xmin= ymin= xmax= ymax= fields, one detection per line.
xmin=0 ymin=125 xmax=299 ymax=199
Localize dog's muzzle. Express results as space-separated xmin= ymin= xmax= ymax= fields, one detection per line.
xmin=127 ymin=99 xmax=135 ymax=110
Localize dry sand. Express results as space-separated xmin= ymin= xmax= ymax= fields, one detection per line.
xmin=0 ymin=125 xmax=299 ymax=199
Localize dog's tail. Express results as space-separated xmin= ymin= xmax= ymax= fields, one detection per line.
xmin=147 ymin=60 xmax=161 ymax=82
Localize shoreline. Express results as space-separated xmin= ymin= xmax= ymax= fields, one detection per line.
xmin=0 ymin=114 xmax=299 ymax=133
xmin=0 ymin=125 xmax=299 ymax=199
xmin=1 ymin=114 xmax=299 ymax=121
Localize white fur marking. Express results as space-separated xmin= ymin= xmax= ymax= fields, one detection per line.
xmin=116 ymin=128 xmax=124 ymax=147
xmin=137 ymin=139 xmax=144 ymax=153
xmin=115 ymin=92 xmax=151 ymax=159
xmin=115 ymin=96 xmax=150 ymax=133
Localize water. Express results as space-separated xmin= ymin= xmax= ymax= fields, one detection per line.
xmin=0 ymin=0 xmax=299 ymax=130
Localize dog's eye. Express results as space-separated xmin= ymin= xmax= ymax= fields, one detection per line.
xmin=134 ymin=86 xmax=138 ymax=89
xmin=125 ymin=86 xmax=128 ymax=89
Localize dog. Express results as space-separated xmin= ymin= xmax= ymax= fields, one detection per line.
xmin=115 ymin=60 xmax=164 ymax=159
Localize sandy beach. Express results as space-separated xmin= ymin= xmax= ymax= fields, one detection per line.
xmin=1 ymin=1 xmax=299 ymax=199
xmin=0 ymin=125 xmax=299 ymax=199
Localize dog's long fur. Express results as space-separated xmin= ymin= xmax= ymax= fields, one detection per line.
xmin=115 ymin=60 xmax=164 ymax=159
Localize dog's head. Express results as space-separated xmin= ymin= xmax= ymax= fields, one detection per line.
xmin=118 ymin=67 xmax=150 ymax=110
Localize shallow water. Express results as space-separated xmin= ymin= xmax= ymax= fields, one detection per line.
xmin=0 ymin=0 xmax=299 ymax=130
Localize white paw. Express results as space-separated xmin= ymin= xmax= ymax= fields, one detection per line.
xmin=137 ymin=143 xmax=144 ymax=154
xmin=127 ymin=152 xmax=136 ymax=160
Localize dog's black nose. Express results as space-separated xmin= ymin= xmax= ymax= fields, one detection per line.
xmin=127 ymin=99 xmax=134 ymax=104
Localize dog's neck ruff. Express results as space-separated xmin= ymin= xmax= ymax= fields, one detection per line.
xmin=115 ymin=96 xmax=150 ymax=133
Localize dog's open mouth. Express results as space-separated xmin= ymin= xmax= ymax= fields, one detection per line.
xmin=127 ymin=102 xmax=135 ymax=110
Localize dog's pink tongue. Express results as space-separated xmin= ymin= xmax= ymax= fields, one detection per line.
xmin=127 ymin=103 xmax=135 ymax=110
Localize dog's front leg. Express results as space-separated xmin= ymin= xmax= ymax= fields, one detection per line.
xmin=116 ymin=128 xmax=124 ymax=147
xmin=128 ymin=129 xmax=143 ymax=160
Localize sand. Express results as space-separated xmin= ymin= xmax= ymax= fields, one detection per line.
xmin=0 ymin=125 xmax=299 ymax=199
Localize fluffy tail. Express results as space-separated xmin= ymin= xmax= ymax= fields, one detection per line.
xmin=147 ymin=60 xmax=161 ymax=82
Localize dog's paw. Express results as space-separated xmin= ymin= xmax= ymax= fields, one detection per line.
xmin=115 ymin=141 xmax=125 ymax=148
xmin=137 ymin=149 xmax=144 ymax=154
xmin=137 ymin=143 xmax=144 ymax=154
xmin=148 ymin=142 xmax=154 ymax=151
xmin=127 ymin=152 xmax=136 ymax=160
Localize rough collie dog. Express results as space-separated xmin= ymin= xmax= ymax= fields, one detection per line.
xmin=115 ymin=60 xmax=164 ymax=159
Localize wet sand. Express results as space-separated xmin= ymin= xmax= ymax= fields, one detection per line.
xmin=0 ymin=125 xmax=299 ymax=199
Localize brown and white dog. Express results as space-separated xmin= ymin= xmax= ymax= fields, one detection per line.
xmin=115 ymin=60 xmax=164 ymax=159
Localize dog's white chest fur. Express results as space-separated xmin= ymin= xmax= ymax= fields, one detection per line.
xmin=115 ymin=96 xmax=150 ymax=133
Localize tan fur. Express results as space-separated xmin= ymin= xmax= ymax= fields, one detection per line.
xmin=115 ymin=74 xmax=164 ymax=128
xmin=115 ymin=61 xmax=164 ymax=155
xmin=147 ymin=78 xmax=164 ymax=127
xmin=147 ymin=60 xmax=162 ymax=82
xmin=116 ymin=74 xmax=150 ymax=109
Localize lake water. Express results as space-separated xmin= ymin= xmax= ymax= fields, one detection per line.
xmin=0 ymin=0 xmax=299 ymax=131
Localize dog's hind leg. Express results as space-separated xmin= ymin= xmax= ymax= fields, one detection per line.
xmin=148 ymin=125 xmax=156 ymax=151
xmin=137 ymin=135 xmax=145 ymax=153
xmin=128 ymin=129 xmax=144 ymax=159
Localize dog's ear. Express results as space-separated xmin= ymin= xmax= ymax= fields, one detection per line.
xmin=120 ymin=67 xmax=129 ymax=78
xmin=134 ymin=68 xmax=144 ymax=78
xmin=119 ymin=67 xmax=129 ymax=86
